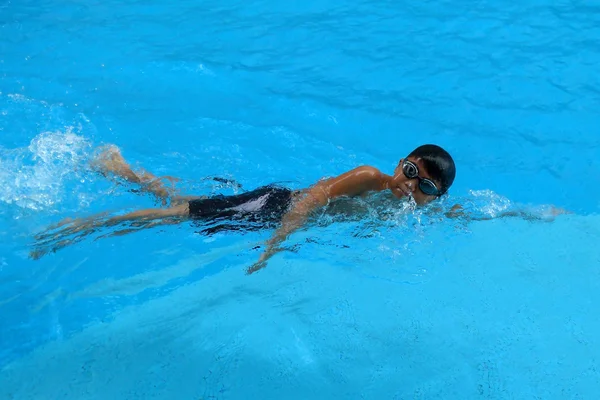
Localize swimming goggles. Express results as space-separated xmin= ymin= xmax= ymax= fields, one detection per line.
xmin=402 ymin=160 xmax=441 ymax=196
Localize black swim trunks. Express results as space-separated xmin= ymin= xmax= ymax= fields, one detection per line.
xmin=188 ymin=185 xmax=294 ymax=234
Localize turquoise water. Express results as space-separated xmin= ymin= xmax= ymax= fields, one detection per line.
xmin=1 ymin=0 xmax=600 ymax=398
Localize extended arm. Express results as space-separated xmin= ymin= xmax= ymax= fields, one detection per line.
xmin=247 ymin=166 xmax=384 ymax=273
xmin=444 ymin=204 xmax=570 ymax=221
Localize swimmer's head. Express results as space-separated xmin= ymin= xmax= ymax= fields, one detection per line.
xmin=391 ymin=144 xmax=456 ymax=205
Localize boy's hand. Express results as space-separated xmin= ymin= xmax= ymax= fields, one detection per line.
xmin=445 ymin=204 xmax=465 ymax=219
xmin=246 ymin=245 xmax=284 ymax=275
xmin=548 ymin=206 xmax=571 ymax=216
xmin=246 ymin=259 xmax=267 ymax=275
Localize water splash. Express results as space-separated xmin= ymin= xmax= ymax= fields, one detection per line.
xmin=449 ymin=190 xmax=564 ymax=221
xmin=467 ymin=189 xmax=512 ymax=217
xmin=0 ymin=128 xmax=93 ymax=212
xmin=292 ymin=188 xmax=562 ymax=285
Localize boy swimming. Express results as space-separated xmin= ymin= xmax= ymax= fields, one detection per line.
xmin=32 ymin=143 xmax=456 ymax=272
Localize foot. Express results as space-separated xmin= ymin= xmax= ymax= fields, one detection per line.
xmin=90 ymin=145 xmax=180 ymax=206
xmin=91 ymin=145 xmax=140 ymax=183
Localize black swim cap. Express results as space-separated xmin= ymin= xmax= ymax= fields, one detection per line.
xmin=408 ymin=144 xmax=456 ymax=194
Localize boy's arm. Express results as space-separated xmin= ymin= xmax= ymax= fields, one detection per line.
xmin=444 ymin=204 xmax=570 ymax=221
xmin=247 ymin=166 xmax=384 ymax=274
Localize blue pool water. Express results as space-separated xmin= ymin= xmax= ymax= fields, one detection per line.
xmin=1 ymin=0 xmax=600 ymax=398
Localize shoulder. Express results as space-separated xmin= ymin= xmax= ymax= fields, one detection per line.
xmin=313 ymin=165 xmax=385 ymax=198
xmin=338 ymin=165 xmax=385 ymax=189
xmin=352 ymin=165 xmax=382 ymax=176
xmin=351 ymin=165 xmax=383 ymax=179
xmin=320 ymin=165 xmax=383 ymax=182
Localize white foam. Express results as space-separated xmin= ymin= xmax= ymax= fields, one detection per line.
xmin=0 ymin=128 xmax=93 ymax=212
xmin=468 ymin=189 xmax=512 ymax=217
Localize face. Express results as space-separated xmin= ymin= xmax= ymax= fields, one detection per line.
xmin=390 ymin=157 xmax=441 ymax=205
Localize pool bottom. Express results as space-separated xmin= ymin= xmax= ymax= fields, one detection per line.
xmin=1 ymin=214 xmax=599 ymax=399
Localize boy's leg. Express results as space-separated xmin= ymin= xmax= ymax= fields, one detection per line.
xmin=31 ymin=203 xmax=191 ymax=259
xmin=103 ymin=203 xmax=190 ymax=225
xmin=92 ymin=145 xmax=246 ymax=206
xmin=39 ymin=203 xmax=191 ymax=238
xmin=93 ymin=145 xmax=177 ymax=204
